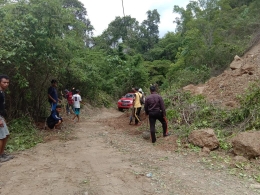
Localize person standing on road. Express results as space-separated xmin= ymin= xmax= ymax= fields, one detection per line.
xmin=64 ymin=89 xmax=74 ymax=115
xmin=144 ymin=85 xmax=169 ymax=143
xmin=48 ymin=79 xmax=61 ymax=111
xmin=132 ymin=87 xmax=142 ymax=126
xmin=0 ymin=74 xmax=14 ymax=163
xmin=72 ymin=89 xmax=82 ymax=123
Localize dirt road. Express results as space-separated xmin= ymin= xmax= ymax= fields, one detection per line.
xmin=0 ymin=107 xmax=259 ymax=195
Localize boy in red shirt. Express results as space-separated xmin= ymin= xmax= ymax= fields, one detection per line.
xmin=65 ymin=89 xmax=74 ymax=115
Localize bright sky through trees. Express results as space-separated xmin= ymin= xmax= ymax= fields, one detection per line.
xmin=80 ymin=0 xmax=190 ymax=37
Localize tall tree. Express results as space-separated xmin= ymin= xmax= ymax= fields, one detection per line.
xmin=140 ymin=9 xmax=160 ymax=54
xmin=0 ymin=0 xmax=94 ymax=119
xmin=95 ymin=16 xmax=141 ymax=52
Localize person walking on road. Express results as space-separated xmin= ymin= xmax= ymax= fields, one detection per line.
xmin=72 ymin=89 xmax=82 ymax=123
xmin=132 ymin=87 xmax=142 ymax=126
xmin=0 ymin=74 xmax=14 ymax=163
xmin=144 ymin=85 xmax=169 ymax=143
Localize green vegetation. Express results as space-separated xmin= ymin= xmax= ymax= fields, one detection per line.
xmin=6 ymin=117 xmax=42 ymax=152
xmin=1 ymin=0 xmax=260 ymax=152
xmin=162 ymin=81 xmax=260 ymax=152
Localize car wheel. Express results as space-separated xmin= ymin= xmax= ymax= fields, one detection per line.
xmin=118 ymin=108 xmax=123 ymax=112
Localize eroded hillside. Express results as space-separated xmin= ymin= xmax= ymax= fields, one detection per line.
xmin=183 ymin=42 xmax=260 ymax=108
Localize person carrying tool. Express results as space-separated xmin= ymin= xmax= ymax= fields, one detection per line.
xmin=144 ymin=85 xmax=169 ymax=143
xmin=132 ymin=87 xmax=142 ymax=126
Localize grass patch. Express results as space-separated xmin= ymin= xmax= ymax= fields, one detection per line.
xmin=6 ymin=117 xmax=42 ymax=152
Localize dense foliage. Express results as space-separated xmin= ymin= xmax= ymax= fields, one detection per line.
xmin=1 ymin=0 xmax=260 ymax=153
xmin=161 ymin=80 xmax=260 ymax=152
xmin=1 ymin=0 xmax=260 ymax=120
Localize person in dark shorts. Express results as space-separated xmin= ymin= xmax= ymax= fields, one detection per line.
xmin=46 ymin=105 xmax=63 ymax=129
xmin=144 ymin=85 xmax=169 ymax=143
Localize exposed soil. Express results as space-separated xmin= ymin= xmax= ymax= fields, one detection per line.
xmin=183 ymin=41 xmax=260 ymax=108
xmin=1 ymin=106 xmax=260 ymax=195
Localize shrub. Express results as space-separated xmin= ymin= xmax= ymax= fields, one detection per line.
xmin=6 ymin=117 xmax=42 ymax=152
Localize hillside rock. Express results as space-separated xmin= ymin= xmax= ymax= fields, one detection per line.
xmin=199 ymin=147 xmax=211 ymax=157
xmin=188 ymin=128 xmax=219 ymax=150
xmin=182 ymin=84 xmax=204 ymax=95
xmin=183 ymin=43 xmax=260 ymax=108
xmin=142 ymin=131 xmax=150 ymax=140
xmin=231 ymin=131 xmax=260 ymax=159
xmin=230 ymin=55 xmax=243 ymax=70
xmin=233 ymin=155 xmax=248 ymax=163
xmin=242 ymin=63 xmax=255 ymax=71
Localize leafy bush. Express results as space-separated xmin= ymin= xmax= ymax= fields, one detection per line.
xmin=162 ymin=81 xmax=260 ymax=150
xmin=89 ymin=90 xmax=113 ymax=108
xmin=163 ymin=89 xmax=233 ymax=145
xmin=166 ymin=63 xmax=210 ymax=88
xmin=165 ymin=89 xmax=217 ymax=127
xmin=222 ymin=82 xmax=260 ymax=131
xmin=6 ymin=117 xmax=42 ymax=152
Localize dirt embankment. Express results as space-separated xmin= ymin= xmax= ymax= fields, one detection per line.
xmin=0 ymin=107 xmax=259 ymax=195
xmin=183 ymin=42 xmax=260 ymax=108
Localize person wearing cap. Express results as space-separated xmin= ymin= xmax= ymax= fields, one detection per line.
xmin=47 ymin=79 xmax=61 ymax=111
xmin=138 ymin=88 xmax=144 ymax=94
xmin=72 ymin=89 xmax=82 ymax=122
xmin=144 ymin=85 xmax=169 ymax=143
xmin=138 ymin=88 xmax=145 ymax=106
xmin=132 ymin=87 xmax=142 ymax=126
xmin=46 ymin=104 xmax=63 ymax=129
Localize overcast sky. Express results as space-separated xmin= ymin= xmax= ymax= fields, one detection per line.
xmin=79 ymin=0 xmax=190 ymax=37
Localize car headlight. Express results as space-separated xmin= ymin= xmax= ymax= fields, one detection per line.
xmin=118 ymin=100 xmax=122 ymax=102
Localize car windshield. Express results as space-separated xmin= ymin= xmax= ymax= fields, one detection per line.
xmin=125 ymin=93 xmax=134 ymax=98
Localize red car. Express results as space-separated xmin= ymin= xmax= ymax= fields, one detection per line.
xmin=117 ymin=93 xmax=135 ymax=111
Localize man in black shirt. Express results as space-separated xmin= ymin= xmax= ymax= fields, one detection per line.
xmin=144 ymin=85 xmax=169 ymax=143
xmin=0 ymin=75 xmax=13 ymax=163
xmin=48 ymin=79 xmax=61 ymax=111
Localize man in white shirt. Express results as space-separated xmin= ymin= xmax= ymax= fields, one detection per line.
xmin=72 ymin=89 xmax=82 ymax=122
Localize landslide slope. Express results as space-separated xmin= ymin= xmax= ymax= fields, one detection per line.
xmin=183 ymin=41 xmax=260 ymax=108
